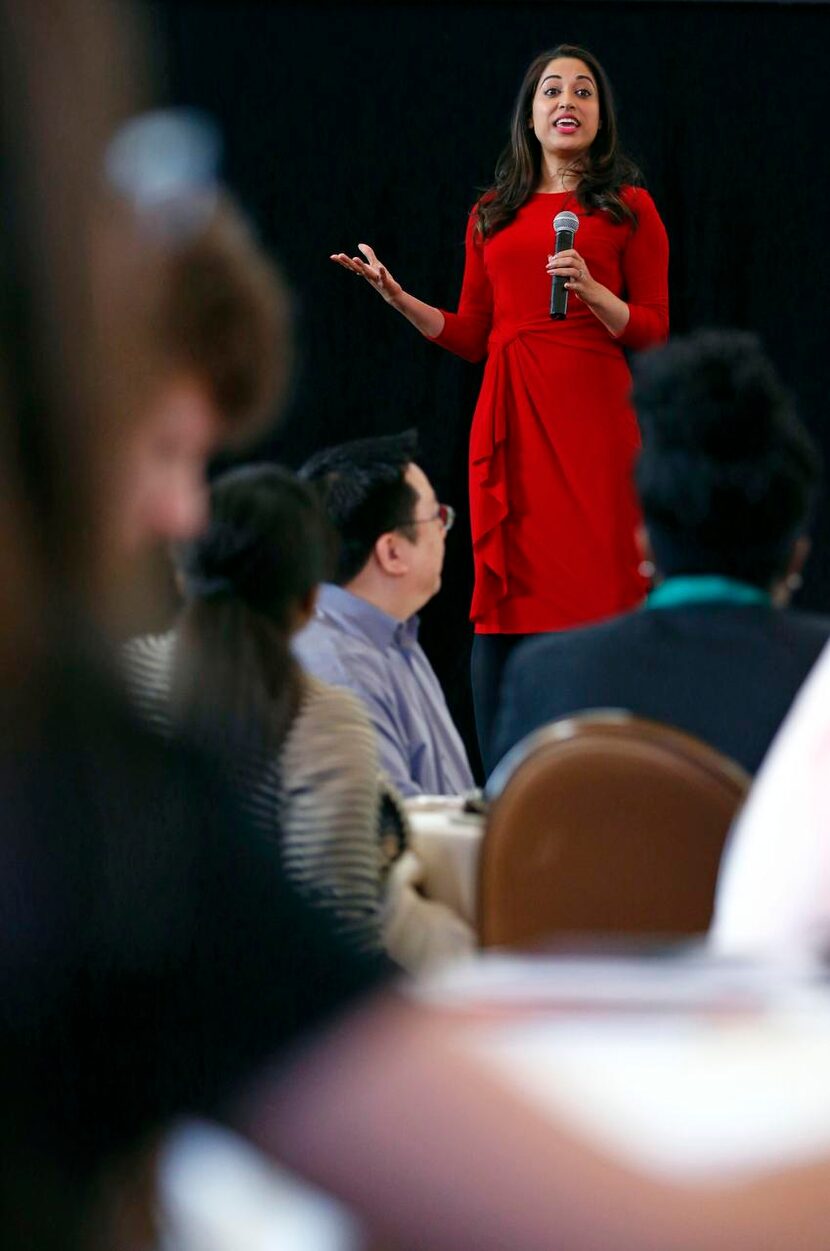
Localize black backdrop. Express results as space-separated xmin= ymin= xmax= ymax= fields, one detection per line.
xmin=151 ymin=1 xmax=830 ymax=775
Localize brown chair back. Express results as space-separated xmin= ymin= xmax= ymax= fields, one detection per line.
xmin=479 ymin=711 xmax=750 ymax=949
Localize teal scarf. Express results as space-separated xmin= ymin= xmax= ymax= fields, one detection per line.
xmin=646 ymin=575 xmax=772 ymax=610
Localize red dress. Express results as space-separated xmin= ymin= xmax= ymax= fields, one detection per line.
xmin=434 ymin=186 xmax=669 ymax=634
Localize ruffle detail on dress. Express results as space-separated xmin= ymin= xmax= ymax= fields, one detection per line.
xmin=468 ymin=327 xmax=519 ymax=624
xmin=469 ymin=437 xmax=509 ymax=623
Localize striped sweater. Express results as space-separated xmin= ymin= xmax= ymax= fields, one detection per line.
xmin=122 ymin=631 xmax=387 ymax=953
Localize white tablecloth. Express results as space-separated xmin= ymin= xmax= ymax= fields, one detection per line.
xmin=404 ymin=798 xmax=484 ymax=926
xmin=418 ymin=950 xmax=830 ymax=1182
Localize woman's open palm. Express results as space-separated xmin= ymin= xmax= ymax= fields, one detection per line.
xmin=330 ymin=243 xmax=403 ymax=305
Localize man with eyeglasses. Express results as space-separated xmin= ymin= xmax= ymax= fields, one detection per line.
xmin=296 ymin=431 xmax=474 ymax=798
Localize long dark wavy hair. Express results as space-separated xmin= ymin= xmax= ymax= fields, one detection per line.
xmin=170 ymin=464 xmax=330 ymax=763
xmin=477 ymin=45 xmax=642 ymax=238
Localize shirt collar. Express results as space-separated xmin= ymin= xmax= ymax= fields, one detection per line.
xmin=316 ymin=583 xmax=420 ymax=650
xmin=646 ymin=575 xmax=772 ymax=610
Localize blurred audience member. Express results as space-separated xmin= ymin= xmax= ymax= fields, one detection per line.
xmin=124 ymin=464 xmax=400 ymax=954
xmin=1 ymin=11 xmax=388 ymax=1247
xmin=102 ymin=131 xmax=290 ymax=632
xmin=492 ymin=330 xmax=827 ymax=776
xmin=115 ymin=182 xmax=287 ymax=556
xmin=712 ymin=634 xmax=830 ymax=955
xmin=296 ymin=432 xmax=475 ymax=798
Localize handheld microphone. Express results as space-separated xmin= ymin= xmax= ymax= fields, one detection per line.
xmin=550 ymin=211 xmax=580 ymax=319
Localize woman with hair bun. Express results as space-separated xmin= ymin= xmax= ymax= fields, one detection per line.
xmin=332 ymin=45 xmax=669 ymax=767
xmin=124 ymin=464 xmax=395 ymax=954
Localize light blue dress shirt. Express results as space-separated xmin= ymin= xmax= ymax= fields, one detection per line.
xmin=293 ymin=584 xmax=475 ymax=798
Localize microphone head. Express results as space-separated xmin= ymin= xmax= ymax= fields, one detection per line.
xmin=553 ymin=211 xmax=579 ymax=235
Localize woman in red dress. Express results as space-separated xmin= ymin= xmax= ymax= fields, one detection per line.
xmin=331 ymin=45 xmax=669 ymax=767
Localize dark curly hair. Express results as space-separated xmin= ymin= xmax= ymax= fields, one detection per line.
xmin=633 ymin=330 xmax=820 ymax=587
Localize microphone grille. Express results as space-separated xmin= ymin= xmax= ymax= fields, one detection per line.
xmin=553 ymin=211 xmax=579 ymax=234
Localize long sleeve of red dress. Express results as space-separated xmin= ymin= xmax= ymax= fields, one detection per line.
xmin=434 ymin=214 xmax=492 ymax=362
xmin=613 ymin=190 xmax=670 ymax=349
xmin=428 ymin=186 xmax=669 ymax=634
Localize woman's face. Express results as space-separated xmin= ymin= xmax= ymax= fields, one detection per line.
xmin=530 ymin=57 xmax=601 ymax=162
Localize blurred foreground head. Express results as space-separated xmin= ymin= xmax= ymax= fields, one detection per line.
xmin=106 ymin=112 xmax=291 ymax=554
xmin=633 ymin=329 xmax=819 ymax=594
xmin=2 ymin=2 xmax=291 ymax=651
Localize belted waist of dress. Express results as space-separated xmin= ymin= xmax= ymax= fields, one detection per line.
xmin=487 ymin=315 xmax=552 ymax=352
xmin=487 ymin=314 xmax=622 ymax=358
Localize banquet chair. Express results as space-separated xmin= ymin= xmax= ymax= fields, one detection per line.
xmin=479 ymin=710 xmax=750 ymax=949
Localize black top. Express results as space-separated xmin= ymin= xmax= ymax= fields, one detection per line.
xmin=492 ymin=604 xmax=830 ymax=777
xmin=0 ymin=654 xmax=387 ymax=1186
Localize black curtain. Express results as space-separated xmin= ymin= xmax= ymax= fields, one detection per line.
xmin=151 ymin=1 xmax=830 ymax=774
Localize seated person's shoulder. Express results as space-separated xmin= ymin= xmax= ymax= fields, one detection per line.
xmin=122 ymin=630 xmax=175 ymax=685
xmin=121 ymin=630 xmax=176 ymax=719
xmin=781 ymin=608 xmax=830 ymax=642
xmin=299 ymin=673 xmax=378 ymax=741
xmin=295 ymin=611 xmax=356 ymax=661
xmin=493 ymin=617 xmax=643 ymax=766
xmin=295 ymin=619 xmax=396 ymax=694
xmin=507 ymin=614 xmax=637 ymax=680
xmin=769 ymin=611 xmax=830 ymax=681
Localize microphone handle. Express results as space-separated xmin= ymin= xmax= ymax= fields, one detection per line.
xmin=550 ymin=227 xmax=576 ymax=319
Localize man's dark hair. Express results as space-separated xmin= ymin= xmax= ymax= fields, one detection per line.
xmin=633 ymin=329 xmax=820 ymax=588
xmin=300 ymin=430 xmax=420 ymax=584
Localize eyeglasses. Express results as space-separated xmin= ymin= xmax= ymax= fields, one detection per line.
xmin=408 ymin=503 xmax=455 ymax=533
